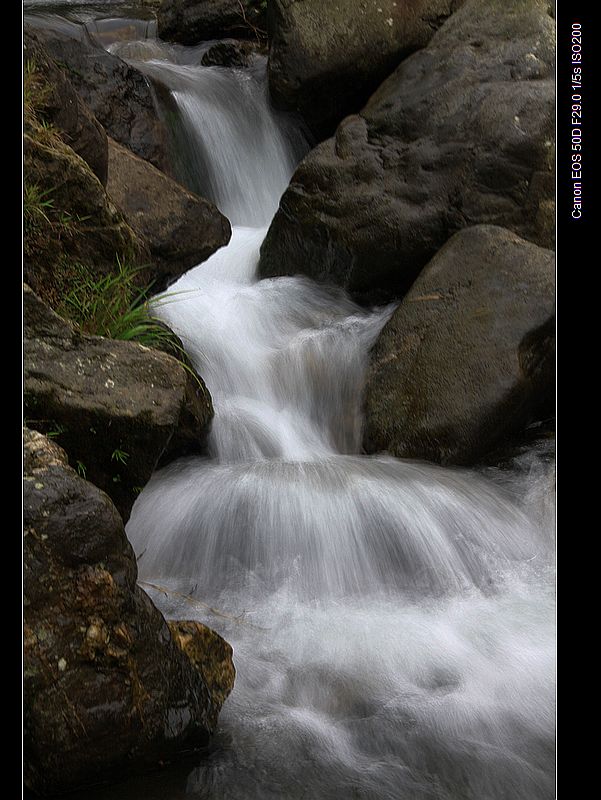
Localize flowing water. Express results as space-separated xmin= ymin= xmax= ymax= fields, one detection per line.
xmin=28 ymin=11 xmax=556 ymax=799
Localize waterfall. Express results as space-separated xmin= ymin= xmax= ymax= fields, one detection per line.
xmin=47 ymin=17 xmax=555 ymax=800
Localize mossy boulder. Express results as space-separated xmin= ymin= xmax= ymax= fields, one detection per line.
xmin=363 ymin=225 xmax=555 ymax=465
xmin=24 ymin=285 xmax=213 ymax=522
xmin=259 ymin=0 xmax=555 ymax=304
xmin=24 ymin=127 xmax=145 ymax=310
xmin=24 ymin=428 xmax=234 ymax=796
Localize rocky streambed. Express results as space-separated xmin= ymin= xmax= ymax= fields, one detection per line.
xmin=23 ymin=2 xmax=555 ymax=798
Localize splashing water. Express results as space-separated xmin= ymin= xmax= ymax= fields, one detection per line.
xmin=48 ymin=16 xmax=555 ymax=800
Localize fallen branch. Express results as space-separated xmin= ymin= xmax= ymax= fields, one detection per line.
xmin=138 ymin=580 xmax=267 ymax=630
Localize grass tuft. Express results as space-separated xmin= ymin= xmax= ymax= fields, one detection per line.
xmin=57 ymin=257 xmax=203 ymax=387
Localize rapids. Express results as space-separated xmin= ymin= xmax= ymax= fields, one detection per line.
xmin=26 ymin=9 xmax=556 ymax=799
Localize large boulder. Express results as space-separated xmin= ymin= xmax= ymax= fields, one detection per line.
xmin=24 ymin=31 xmax=108 ymax=185
xmin=268 ymin=0 xmax=465 ymax=139
xmin=29 ymin=25 xmax=169 ymax=171
xmin=24 ymin=285 xmax=214 ymax=521
xmin=259 ymin=0 xmax=555 ymax=305
xmin=107 ymin=138 xmax=231 ymax=293
xmin=24 ymin=428 xmax=234 ymax=796
xmin=158 ymin=0 xmax=267 ymax=44
xmin=363 ymin=225 xmax=555 ymax=465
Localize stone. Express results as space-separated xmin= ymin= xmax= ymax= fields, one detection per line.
xmin=158 ymin=0 xmax=267 ymax=45
xmin=29 ymin=25 xmax=169 ymax=171
xmin=201 ymin=40 xmax=260 ymax=68
xmin=363 ymin=225 xmax=555 ymax=465
xmin=267 ymin=0 xmax=465 ymax=139
xmin=24 ymin=127 xmax=145 ymax=310
xmin=259 ymin=0 xmax=555 ymax=304
xmin=24 ymin=429 xmax=234 ymax=796
xmin=24 ymin=285 xmax=213 ymax=521
xmin=169 ymin=621 xmax=236 ymax=728
xmin=24 ymin=30 xmax=108 ymax=185
xmin=107 ymin=138 xmax=231 ymax=293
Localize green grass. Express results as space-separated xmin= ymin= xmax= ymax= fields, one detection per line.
xmin=57 ymin=257 xmax=203 ymax=387
xmin=58 ymin=257 xmax=159 ymax=341
xmin=111 ymin=448 xmax=129 ymax=465
xmin=24 ymin=183 xmax=55 ymax=232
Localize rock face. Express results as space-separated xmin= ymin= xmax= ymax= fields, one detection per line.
xmin=363 ymin=226 xmax=555 ymax=465
xmin=107 ymin=138 xmax=231 ymax=293
xmin=24 ymin=428 xmax=235 ymax=796
xmin=268 ymin=0 xmax=465 ymax=139
xmin=29 ymin=26 xmax=169 ymax=171
xmin=24 ymin=285 xmax=213 ymax=521
xmin=158 ymin=0 xmax=267 ymax=44
xmin=259 ymin=0 xmax=555 ymax=305
xmin=24 ymin=31 xmax=108 ymax=185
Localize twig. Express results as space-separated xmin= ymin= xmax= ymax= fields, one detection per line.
xmin=236 ymin=0 xmax=268 ymax=44
xmin=138 ymin=580 xmax=267 ymax=630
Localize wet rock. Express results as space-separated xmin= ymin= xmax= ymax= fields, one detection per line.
xmin=158 ymin=0 xmax=267 ymax=45
xmin=24 ymin=31 xmax=108 ymax=185
xmin=267 ymin=0 xmax=465 ymax=139
xmin=24 ymin=285 xmax=213 ymax=521
xmin=107 ymin=138 xmax=231 ymax=293
xmin=259 ymin=0 xmax=555 ymax=304
xmin=29 ymin=25 xmax=169 ymax=171
xmin=168 ymin=621 xmax=236 ymax=728
xmin=24 ymin=428 xmax=234 ymax=796
xmin=363 ymin=225 xmax=555 ymax=465
xmin=201 ymin=40 xmax=259 ymax=68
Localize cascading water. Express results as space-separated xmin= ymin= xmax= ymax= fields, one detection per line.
xmin=41 ymin=16 xmax=555 ymax=799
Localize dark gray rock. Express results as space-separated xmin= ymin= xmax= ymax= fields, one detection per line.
xmin=29 ymin=25 xmax=169 ymax=171
xmin=201 ymin=39 xmax=259 ymax=68
xmin=24 ymin=30 xmax=108 ymax=185
xmin=267 ymin=0 xmax=465 ymax=139
xmin=158 ymin=0 xmax=267 ymax=45
xmin=363 ymin=225 xmax=555 ymax=465
xmin=259 ymin=0 xmax=555 ymax=305
xmin=107 ymin=137 xmax=231 ymax=293
xmin=23 ymin=285 xmax=213 ymax=521
xmin=24 ymin=428 xmax=234 ymax=796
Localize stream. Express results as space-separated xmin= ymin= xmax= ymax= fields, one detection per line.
xmin=25 ymin=7 xmax=556 ymax=799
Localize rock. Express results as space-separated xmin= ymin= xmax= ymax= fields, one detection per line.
xmin=363 ymin=225 xmax=555 ymax=465
xmin=24 ymin=31 xmax=108 ymax=185
xmin=24 ymin=125 xmax=145 ymax=310
xmin=267 ymin=0 xmax=465 ymax=139
xmin=107 ymin=138 xmax=231 ymax=293
xmin=158 ymin=0 xmax=267 ymax=45
xmin=29 ymin=25 xmax=169 ymax=171
xmin=201 ymin=40 xmax=259 ymax=68
xmin=24 ymin=285 xmax=213 ymax=521
xmin=259 ymin=0 xmax=555 ymax=305
xmin=168 ymin=621 xmax=236 ymax=728
xmin=24 ymin=428 xmax=234 ymax=796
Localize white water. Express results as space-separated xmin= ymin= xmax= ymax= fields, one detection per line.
xmin=104 ymin=33 xmax=556 ymax=800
